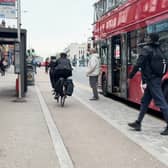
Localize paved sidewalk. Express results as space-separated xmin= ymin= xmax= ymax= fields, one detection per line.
xmin=0 ymin=70 xmax=59 ymax=168
xmin=73 ymin=68 xmax=168 ymax=167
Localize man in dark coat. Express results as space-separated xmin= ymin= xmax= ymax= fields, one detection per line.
xmin=128 ymin=33 xmax=168 ymax=135
xmin=48 ymin=57 xmax=57 ymax=90
xmin=53 ymin=52 xmax=72 ymax=98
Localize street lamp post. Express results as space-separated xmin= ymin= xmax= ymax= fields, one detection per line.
xmin=17 ymin=0 xmax=22 ymax=98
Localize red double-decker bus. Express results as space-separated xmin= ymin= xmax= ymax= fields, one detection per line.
xmin=92 ymin=0 xmax=168 ymax=110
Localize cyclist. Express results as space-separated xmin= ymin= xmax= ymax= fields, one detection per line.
xmin=53 ymin=52 xmax=72 ymax=99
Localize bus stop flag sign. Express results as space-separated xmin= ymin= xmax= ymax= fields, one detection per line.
xmin=0 ymin=0 xmax=16 ymax=19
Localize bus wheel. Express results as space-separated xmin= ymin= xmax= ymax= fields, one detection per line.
xmin=102 ymin=75 xmax=108 ymax=96
xmin=163 ymin=85 xmax=168 ymax=103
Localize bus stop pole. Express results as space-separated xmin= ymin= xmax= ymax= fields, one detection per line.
xmin=17 ymin=0 xmax=22 ymax=98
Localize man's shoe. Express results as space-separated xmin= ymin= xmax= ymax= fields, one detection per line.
xmin=89 ymin=97 xmax=99 ymax=101
xmin=160 ymin=126 xmax=168 ymax=135
xmin=128 ymin=121 xmax=141 ymax=131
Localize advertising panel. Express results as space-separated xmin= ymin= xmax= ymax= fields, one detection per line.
xmin=0 ymin=0 xmax=16 ymax=19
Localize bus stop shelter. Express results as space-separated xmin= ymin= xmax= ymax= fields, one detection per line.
xmin=0 ymin=27 xmax=27 ymax=97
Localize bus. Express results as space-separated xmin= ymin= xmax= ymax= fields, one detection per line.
xmin=92 ymin=0 xmax=168 ymax=110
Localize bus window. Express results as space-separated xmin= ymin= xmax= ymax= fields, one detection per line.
xmin=150 ymin=19 xmax=168 ymax=58
xmin=107 ymin=0 xmax=128 ymax=10
xmin=114 ymin=44 xmax=120 ymax=59
xmin=107 ymin=0 xmax=116 ymax=10
xmin=111 ymin=36 xmax=121 ymax=92
xmin=100 ymin=48 xmax=108 ymax=65
xmin=129 ymin=30 xmax=138 ymax=65
xmin=94 ymin=0 xmax=107 ymax=21
xmin=154 ymin=19 xmax=168 ymax=33
xmin=130 ymin=48 xmax=138 ymax=65
xmin=94 ymin=2 xmax=103 ymax=21
xmin=129 ymin=28 xmax=148 ymax=65
xmin=160 ymin=33 xmax=168 ymax=59
xmin=112 ymin=36 xmax=121 ymax=68
xmin=137 ymin=27 xmax=148 ymax=44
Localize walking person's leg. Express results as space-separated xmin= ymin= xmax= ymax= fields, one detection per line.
xmin=137 ymin=87 xmax=152 ymax=123
xmin=0 ymin=62 xmax=5 ymax=76
xmin=128 ymin=87 xmax=152 ymax=131
xmin=148 ymin=78 xmax=168 ymax=135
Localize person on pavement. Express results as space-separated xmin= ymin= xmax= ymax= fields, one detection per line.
xmin=0 ymin=57 xmax=8 ymax=76
xmin=45 ymin=58 xmax=49 ymax=73
xmin=86 ymin=48 xmax=100 ymax=101
xmin=128 ymin=33 xmax=168 ymax=135
xmin=48 ymin=57 xmax=57 ymax=91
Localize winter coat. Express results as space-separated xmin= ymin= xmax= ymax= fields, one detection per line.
xmin=55 ymin=57 xmax=72 ymax=71
xmin=87 ymin=53 xmax=100 ymax=76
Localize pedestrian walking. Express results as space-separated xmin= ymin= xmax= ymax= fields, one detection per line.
xmin=0 ymin=57 xmax=8 ymax=76
xmin=48 ymin=56 xmax=57 ymax=90
xmin=128 ymin=33 xmax=168 ymax=135
xmin=45 ymin=58 xmax=49 ymax=73
xmin=86 ymin=48 xmax=100 ymax=100
xmin=0 ymin=58 xmax=5 ymax=76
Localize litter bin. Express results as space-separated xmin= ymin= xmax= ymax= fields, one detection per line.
xmin=27 ymin=64 xmax=35 ymax=85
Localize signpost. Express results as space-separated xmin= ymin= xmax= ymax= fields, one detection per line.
xmin=16 ymin=0 xmax=22 ymax=98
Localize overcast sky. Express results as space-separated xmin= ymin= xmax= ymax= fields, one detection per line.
xmin=2 ymin=0 xmax=95 ymax=57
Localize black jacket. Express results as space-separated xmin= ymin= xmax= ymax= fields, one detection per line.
xmin=129 ymin=42 xmax=160 ymax=82
xmin=55 ymin=57 xmax=72 ymax=71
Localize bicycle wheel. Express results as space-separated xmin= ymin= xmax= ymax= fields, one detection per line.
xmin=60 ymin=95 xmax=66 ymax=107
xmin=60 ymin=83 xmax=67 ymax=107
xmin=56 ymin=95 xmax=59 ymax=103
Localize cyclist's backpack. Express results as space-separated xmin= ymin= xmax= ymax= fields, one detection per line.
xmin=66 ymin=79 xmax=74 ymax=96
xmin=150 ymin=47 xmax=168 ymax=77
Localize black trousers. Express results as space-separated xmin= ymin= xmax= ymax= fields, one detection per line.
xmin=49 ymin=69 xmax=55 ymax=88
xmin=0 ymin=62 xmax=5 ymax=72
xmin=137 ymin=77 xmax=168 ymax=124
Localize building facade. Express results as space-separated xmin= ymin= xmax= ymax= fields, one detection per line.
xmin=65 ymin=43 xmax=88 ymax=66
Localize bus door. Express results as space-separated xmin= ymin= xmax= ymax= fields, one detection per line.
xmin=106 ymin=38 xmax=113 ymax=93
xmin=120 ymin=33 xmax=128 ymax=99
xmin=111 ymin=34 xmax=128 ymax=98
xmin=111 ymin=35 xmax=121 ymax=93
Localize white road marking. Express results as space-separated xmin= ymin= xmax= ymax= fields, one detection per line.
xmin=74 ymin=94 xmax=168 ymax=167
xmin=162 ymin=147 xmax=168 ymax=154
xmin=36 ymin=86 xmax=74 ymax=168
